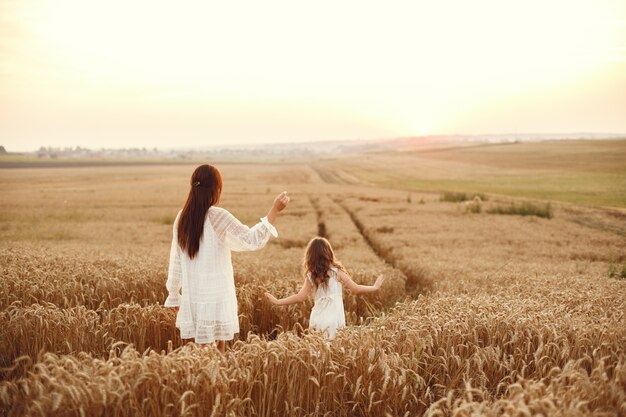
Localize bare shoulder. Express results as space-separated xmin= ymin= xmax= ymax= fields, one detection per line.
xmin=336 ymin=269 xmax=349 ymax=283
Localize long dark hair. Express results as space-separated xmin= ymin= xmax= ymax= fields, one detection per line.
xmin=177 ymin=164 xmax=222 ymax=259
xmin=303 ymin=237 xmax=347 ymax=289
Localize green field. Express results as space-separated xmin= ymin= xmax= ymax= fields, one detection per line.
xmin=317 ymin=139 xmax=626 ymax=209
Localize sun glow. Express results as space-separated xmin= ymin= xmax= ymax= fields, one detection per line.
xmin=416 ymin=123 xmax=432 ymax=137
xmin=1 ymin=0 xmax=625 ymax=150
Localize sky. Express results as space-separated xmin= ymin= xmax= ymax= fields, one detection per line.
xmin=1 ymin=0 xmax=625 ymax=152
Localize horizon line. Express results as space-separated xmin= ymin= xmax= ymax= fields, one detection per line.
xmin=3 ymin=131 xmax=626 ymax=153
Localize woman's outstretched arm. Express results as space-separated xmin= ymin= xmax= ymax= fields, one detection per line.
xmin=265 ymin=276 xmax=312 ymax=306
xmin=338 ymin=271 xmax=385 ymax=295
xmin=210 ymin=192 xmax=289 ymax=252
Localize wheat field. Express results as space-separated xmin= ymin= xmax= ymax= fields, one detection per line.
xmin=1 ymin=155 xmax=625 ymax=416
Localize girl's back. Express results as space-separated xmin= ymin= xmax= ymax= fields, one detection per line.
xmin=308 ymin=267 xmax=345 ymax=339
xmin=264 ymin=236 xmax=385 ymax=340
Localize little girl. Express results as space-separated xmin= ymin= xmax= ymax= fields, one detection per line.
xmin=264 ymin=237 xmax=385 ymax=339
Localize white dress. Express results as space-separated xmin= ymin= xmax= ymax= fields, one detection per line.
xmin=308 ymin=267 xmax=345 ymax=340
xmin=164 ymin=206 xmax=277 ymax=343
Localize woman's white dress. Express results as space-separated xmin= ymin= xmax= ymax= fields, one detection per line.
xmin=164 ymin=206 xmax=277 ymax=343
xmin=308 ymin=267 xmax=345 ymax=339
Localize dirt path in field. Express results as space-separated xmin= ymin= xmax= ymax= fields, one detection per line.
xmin=309 ymin=164 xmax=363 ymax=185
xmin=308 ymin=196 xmax=327 ymax=238
xmin=308 ymin=192 xmax=432 ymax=297
xmin=332 ymin=198 xmax=433 ymax=296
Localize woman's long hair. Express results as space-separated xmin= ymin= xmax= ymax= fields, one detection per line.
xmin=303 ymin=237 xmax=347 ymax=289
xmin=177 ymin=164 xmax=222 ymax=259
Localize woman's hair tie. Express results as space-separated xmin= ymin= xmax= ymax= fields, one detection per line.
xmin=193 ymin=181 xmax=201 ymax=187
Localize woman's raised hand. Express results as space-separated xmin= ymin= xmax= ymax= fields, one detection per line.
xmin=273 ymin=191 xmax=290 ymax=212
xmin=267 ymin=191 xmax=289 ymax=224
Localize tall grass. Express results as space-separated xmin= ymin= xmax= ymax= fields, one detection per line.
xmin=608 ymin=262 xmax=626 ymax=280
xmin=487 ymin=202 xmax=553 ymax=219
xmin=440 ymin=192 xmax=488 ymax=202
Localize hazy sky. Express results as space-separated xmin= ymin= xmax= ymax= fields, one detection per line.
xmin=1 ymin=0 xmax=625 ymax=151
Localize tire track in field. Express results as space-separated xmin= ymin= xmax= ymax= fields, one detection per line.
xmin=309 ymin=164 xmax=362 ymax=185
xmin=308 ymin=196 xmax=327 ymax=238
xmin=333 ymin=198 xmax=433 ymax=296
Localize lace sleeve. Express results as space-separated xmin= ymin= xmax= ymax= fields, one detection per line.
xmin=210 ymin=207 xmax=278 ymax=252
xmin=164 ymin=211 xmax=182 ymax=307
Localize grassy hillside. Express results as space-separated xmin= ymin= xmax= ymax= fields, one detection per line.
xmin=317 ymin=139 xmax=626 ymax=208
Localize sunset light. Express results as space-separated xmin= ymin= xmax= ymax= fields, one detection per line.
xmin=1 ymin=0 xmax=625 ymax=150
xmin=2 ymin=2 xmax=626 ymax=413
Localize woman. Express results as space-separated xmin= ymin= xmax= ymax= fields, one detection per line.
xmin=164 ymin=164 xmax=289 ymax=351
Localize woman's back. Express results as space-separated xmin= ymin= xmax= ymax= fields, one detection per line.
xmin=166 ymin=205 xmax=278 ymax=343
xmin=178 ymin=206 xmax=278 ymax=278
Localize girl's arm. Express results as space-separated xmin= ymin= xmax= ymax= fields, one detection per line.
xmin=338 ymin=271 xmax=385 ymax=295
xmin=265 ymin=276 xmax=312 ymax=306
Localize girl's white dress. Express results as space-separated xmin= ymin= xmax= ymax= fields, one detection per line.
xmin=308 ymin=267 xmax=346 ymax=339
xmin=164 ymin=206 xmax=277 ymax=343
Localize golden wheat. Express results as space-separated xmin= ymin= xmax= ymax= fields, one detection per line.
xmin=1 ymin=163 xmax=625 ymax=416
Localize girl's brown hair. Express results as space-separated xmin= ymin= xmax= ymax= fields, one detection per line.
xmin=303 ymin=237 xmax=347 ymax=289
xmin=177 ymin=164 xmax=222 ymax=259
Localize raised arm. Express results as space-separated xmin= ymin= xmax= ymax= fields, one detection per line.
xmin=210 ymin=192 xmax=289 ymax=252
xmin=265 ymin=276 xmax=313 ymax=306
xmin=338 ymin=271 xmax=385 ymax=295
xmin=164 ymin=211 xmax=182 ymax=309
